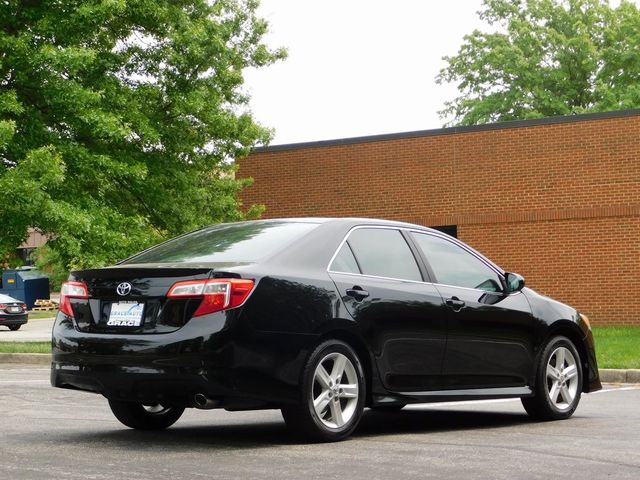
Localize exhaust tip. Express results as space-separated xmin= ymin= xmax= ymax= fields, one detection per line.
xmin=194 ymin=393 xmax=219 ymax=409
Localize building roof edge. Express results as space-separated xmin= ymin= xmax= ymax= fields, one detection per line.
xmin=251 ymin=108 xmax=640 ymax=154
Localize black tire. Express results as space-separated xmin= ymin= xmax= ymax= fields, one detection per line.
xmin=8 ymin=325 xmax=21 ymax=331
xmin=281 ymin=339 xmax=366 ymax=442
xmin=522 ymin=335 xmax=583 ymax=421
xmin=108 ymin=400 xmax=185 ymax=430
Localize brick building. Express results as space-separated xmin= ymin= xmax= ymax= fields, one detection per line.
xmin=237 ymin=110 xmax=640 ymax=326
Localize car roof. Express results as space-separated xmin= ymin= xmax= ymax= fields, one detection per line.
xmin=222 ymin=217 xmax=437 ymax=232
xmin=253 ymin=217 xmax=442 ymax=272
xmin=0 ymin=294 xmax=20 ymax=303
xmin=115 ymin=217 xmax=442 ymax=270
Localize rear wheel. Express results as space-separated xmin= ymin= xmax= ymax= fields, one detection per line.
xmin=8 ymin=325 xmax=21 ymax=331
xmin=522 ymin=335 xmax=582 ymax=420
xmin=108 ymin=400 xmax=184 ymax=430
xmin=281 ymin=339 xmax=365 ymax=442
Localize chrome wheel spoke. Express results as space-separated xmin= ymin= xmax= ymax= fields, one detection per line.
xmin=564 ymin=364 xmax=577 ymax=380
xmin=340 ymin=383 xmax=358 ymax=398
xmin=331 ymin=355 xmax=347 ymax=383
xmin=549 ymin=381 xmax=561 ymax=403
xmin=555 ymin=348 xmax=566 ymax=369
xmin=314 ymin=390 xmax=331 ymax=416
xmin=316 ymin=365 xmax=332 ymax=389
xmin=546 ymin=364 xmax=560 ymax=381
xmin=561 ymin=384 xmax=573 ymax=404
xmin=329 ymin=399 xmax=345 ymax=427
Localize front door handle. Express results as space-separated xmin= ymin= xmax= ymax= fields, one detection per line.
xmin=445 ymin=296 xmax=466 ymax=312
xmin=346 ymin=286 xmax=370 ymax=301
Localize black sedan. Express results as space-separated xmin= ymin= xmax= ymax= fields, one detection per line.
xmin=0 ymin=294 xmax=28 ymax=331
xmin=51 ymin=218 xmax=601 ymax=441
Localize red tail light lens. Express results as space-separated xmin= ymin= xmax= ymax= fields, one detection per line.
xmin=60 ymin=281 xmax=89 ymax=317
xmin=167 ymin=278 xmax=255 ymax=317
xmin=0 ymin=304 xmax=6 ymax=309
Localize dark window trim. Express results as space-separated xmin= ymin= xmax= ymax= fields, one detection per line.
xmin=345 ymin=240 xmax=363 ymax=275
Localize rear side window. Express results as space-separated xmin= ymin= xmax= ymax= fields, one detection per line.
xmin=330 ymin=243 xmax=361 ymax=274
xmin=122 ymin=221 xmax=320 ymax=264
xmin=345 ymin=228 xmax=422 ymax=281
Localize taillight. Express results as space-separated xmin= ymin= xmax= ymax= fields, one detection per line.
xmin=167 ymin=278 xmax=255 ymax=317
xmin=59 ymin=281 xmax=89 ymax=317
xmin=0 ymin=304 xmax=6 ymax=309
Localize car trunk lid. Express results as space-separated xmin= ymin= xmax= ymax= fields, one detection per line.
xmin=67 ymin=265 xmax=238 ymax=334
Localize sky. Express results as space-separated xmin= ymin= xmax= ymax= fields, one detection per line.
xmin=243 ymin=0 xmax=639 ymax=146
xmin=243 ymin=0 xmax=488 ymax=145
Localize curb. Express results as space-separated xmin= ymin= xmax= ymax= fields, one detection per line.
xmin=0 ymin=353 xmax=51 ymax=365
xmin=599 ymin=368 xmax=640 ymax=384
xmin=0 ymin=354 xmax=638 ymax=384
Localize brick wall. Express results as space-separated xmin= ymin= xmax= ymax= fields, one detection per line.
xmin=237 ymin=111 xmax=640 ymax=325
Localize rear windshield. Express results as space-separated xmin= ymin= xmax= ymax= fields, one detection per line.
xmin=121 ymin=221 xmax=320 ymax=264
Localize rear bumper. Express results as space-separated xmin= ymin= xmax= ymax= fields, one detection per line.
xmin=0 ymin=313 xmax=28 ymax=326
xmin=51 ymin=312 xmax=313 ymax=409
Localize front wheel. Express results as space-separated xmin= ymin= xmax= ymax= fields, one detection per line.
xmin=282 ymin=339 xmax=366 ymax=442
xmin=108 ymin=400 xmax=185 ymax=430
xmin=522 ymin=335 xmax=583 ymax=420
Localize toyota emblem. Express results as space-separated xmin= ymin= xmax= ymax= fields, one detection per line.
xmin=116 ymin=282 xmax=132 ymax=296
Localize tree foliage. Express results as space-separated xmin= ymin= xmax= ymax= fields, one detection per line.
xmin=437 ymin=0 xmax=640 ymax=125
xmin=0 ymin=0 xmax=284 ymax=281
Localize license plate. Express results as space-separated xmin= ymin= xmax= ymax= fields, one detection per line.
xmin=8 ymin=307 xmax=21 ymax=313
xmin=107 ymin=301 xmax=144 ymax=327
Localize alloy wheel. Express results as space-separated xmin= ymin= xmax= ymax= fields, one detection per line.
xmin=311 ymin=352 xmax=359 ymax=429
xmin=545 ymin=346 xmax=579 ymax=411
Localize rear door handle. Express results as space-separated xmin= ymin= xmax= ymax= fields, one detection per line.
xmin=445 ymin=296 xmax=466 ymax=311
xmin=346 ymin=286 xmax=370 ymax=301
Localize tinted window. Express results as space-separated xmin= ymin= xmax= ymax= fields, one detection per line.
xmin=123 ymin=221 xmax=320 ymax=264
xmin=347 ymin=228 xmax=422 ymax=281
xmin=412 ymin=233 xmax=502 ymax=292
xmin=330 ymin=243 xmax=360 ymax=274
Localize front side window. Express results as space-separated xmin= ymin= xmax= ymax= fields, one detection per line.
xmin=345 ymin=228 xmax=422 ymax=281
xmin=412 ymin=233 xmax=502 ymax=292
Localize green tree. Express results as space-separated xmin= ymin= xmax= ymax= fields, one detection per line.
xmin=0 ymin=0 xmax=284 ymax=284
xmin=437 ymin=0 xmax=640 ymax=126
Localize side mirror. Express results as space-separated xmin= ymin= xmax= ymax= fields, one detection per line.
xmin=504 ymin=272 xmax=525 ymax=293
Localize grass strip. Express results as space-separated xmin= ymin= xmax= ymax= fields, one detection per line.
xmin=27 ymin=311 xmax=57 ymax=320
xmin=592 ymin=326 xmax=640 ymax=370
xmin=0 ymin=341 xmax=51 ymax=354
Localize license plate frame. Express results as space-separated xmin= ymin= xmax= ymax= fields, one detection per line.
xmin=107 ymin=301 xmax=144 ymax=327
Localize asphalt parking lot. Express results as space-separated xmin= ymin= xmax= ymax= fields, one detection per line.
xmin=0 ymin=317 xmax=54 ymax=341
xmin=0 ymin=365 xmax=638 ymax=479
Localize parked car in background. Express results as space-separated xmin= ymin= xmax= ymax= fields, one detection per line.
xmin=51 ymin=218 xmax=601 ymax=441
xmin=0 ymin=293 xmax=28 ymax=331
